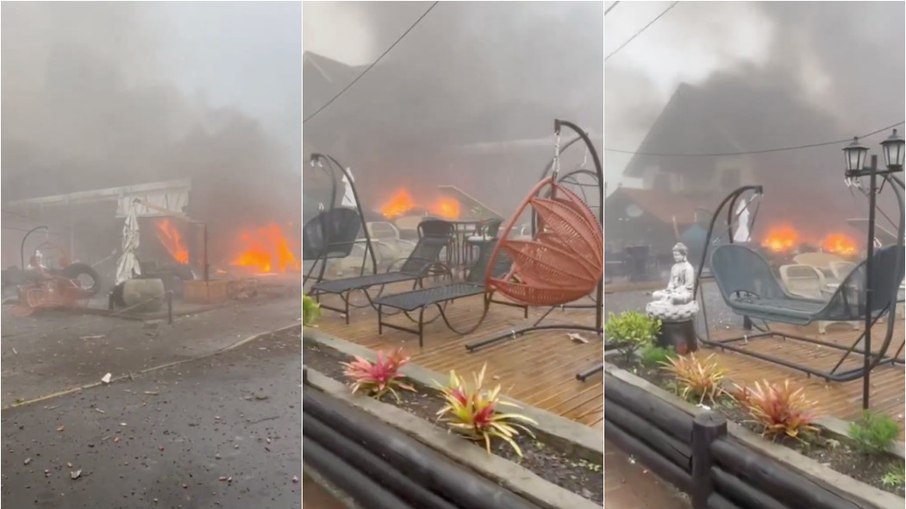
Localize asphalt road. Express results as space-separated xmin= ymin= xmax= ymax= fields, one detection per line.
xmin=2 ymin=294 xmax=300 ymax=404
xmin=1 ymin=326 xmax=302 ymax=509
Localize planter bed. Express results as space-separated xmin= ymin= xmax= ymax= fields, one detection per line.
xmin=608 ymin=352 xmax=905 ymax=497
xmin=304 ymin=338 xmax=604 ymax=505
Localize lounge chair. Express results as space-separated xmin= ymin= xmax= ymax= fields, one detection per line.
xmin=778 ymin=264 xmax=859 ymax=334
xmin=373 ymin=239 xmax=526 ymax=347
xmin=309 ymin=219 xmax=455 ymax=323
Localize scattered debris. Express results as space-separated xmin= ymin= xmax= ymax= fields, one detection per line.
xmin=95 ymin=408 xmax=106 ymax=414
xmin=143 ymin=391 xmax=159 ymax=396
xmin=113 ymin=437 xmax=121 ymax=443
xmin=67 ymin=462 xmax=73 ymax=468
xmin=568 ymin=333 xmax=589 ymax=344
xmin=80 ymin=335 xmax=106 ymax=340
xmin=119 ymin=422 xmax=127 ymax=427
xmin=12 ymin=347 xmax=17 ymax=355
xmin=101 ymin=373 xmax=112 ymax=384
xmin=292 ymin=475 xmax=299 ymax=484
xmin=70 ymin=469 xmax=81 ymax=480
xmin=56 ymin=426 xmax=65 ymax=432
xmin=23 ymin=457 xmax=31 ymax=465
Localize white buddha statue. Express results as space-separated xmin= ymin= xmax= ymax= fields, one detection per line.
xmin=646 ymin=242 xmax=700 ymax=321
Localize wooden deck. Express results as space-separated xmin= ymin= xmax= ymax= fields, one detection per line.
xmin=313 ymin=284 xmax=604 ymax=429
xmin=704 ymin=320 xmax=905 ymax=434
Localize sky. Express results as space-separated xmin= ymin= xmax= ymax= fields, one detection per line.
xmin=605 ymin=1 xmax=905 ymax=192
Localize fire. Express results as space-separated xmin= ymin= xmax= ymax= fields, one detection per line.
xmin=155 ymin=218 xmax=189 ymax=264
xmin=380 ymin=189 xmax=415 ymax=219
xmin=431 ymin=196 xmax=461 ymax=220
xmin=761 ymin=224 xmax=799 ymax=253
xmin=822 ymin=233 xmax=857 ymax=256
xmin=231 ymin=223 xmax=301 ymax=273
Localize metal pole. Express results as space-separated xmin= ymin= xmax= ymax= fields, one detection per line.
xmin=203 ymin=223 xmax=209 ymax=283
xmin=863 ymin=155 xmax=878 ymax=410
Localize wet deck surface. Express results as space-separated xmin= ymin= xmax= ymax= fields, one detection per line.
xmin=312 ymin=282 xmax=604 ymax=428
xmin=707 ymin=320 xmax=905 ymax=434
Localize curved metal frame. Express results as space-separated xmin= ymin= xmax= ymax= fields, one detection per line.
xmin=693 ymin=178 xmax=904 ymax=400
xmin=466 ymin=120 xmax=604 ymax=364
xmin=305 ymin=153 xmax=378 ymax=285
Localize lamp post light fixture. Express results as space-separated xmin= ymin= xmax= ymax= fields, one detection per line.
xmin=841 ymin=129 xmax=904 ymax=410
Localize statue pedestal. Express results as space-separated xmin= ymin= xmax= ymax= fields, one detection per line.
xmin=657 ymin=320 xmax=697 ymax=355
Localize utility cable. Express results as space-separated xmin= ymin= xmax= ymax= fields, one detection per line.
xmin=604 ymin=120 xmax=905 ymax=157
xmin=605 ymin=1 xmax=678 ymax=62
xmin=303 ymin=1 xmax=439 ymax=124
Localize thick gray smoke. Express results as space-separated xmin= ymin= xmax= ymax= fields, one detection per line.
xmin=303 ymin=1 xmax=603 ymax=220
xmin=2 ymin=2 xmax=301 ymax=266
xmin=605 ymin=1 xmax=904 ymax=248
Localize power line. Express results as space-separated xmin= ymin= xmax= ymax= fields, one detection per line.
xmin=303 ymin=2 xmax=439 ymax=124
xmin=605 ymin=1 xmax=678 ymax=62
xmin=604 ymin=121 xmax=906 ymax=158
xmin=605 ymin=1 xmax=620 ymax=16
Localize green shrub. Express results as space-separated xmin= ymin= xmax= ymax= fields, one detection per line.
xmin=605 ymin=311 xmax=661 ymax=362
xmin=640 ymin=345 xmax=674 ymax=368
xmin=848 ymin=410 xmax=900 ymax=455
xmin=881 ymin=465 xmax=905 ymax=490
xmin=303 ymin=295 xmax=321 ymax=326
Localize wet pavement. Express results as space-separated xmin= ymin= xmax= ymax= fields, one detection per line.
xmin=2 ymin=294 xmax=300 ymax=404
xmin=604 ymin=440 xmax=689 ymax=509
xmin=1 ymin=326 xmax=302 ymax=509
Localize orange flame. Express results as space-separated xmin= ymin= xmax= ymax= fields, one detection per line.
xmin=761 ymin=224 xmax=799 ymax=253
xmin=231 ymin=223 xmax=301 ymax=273
xmin=822 ymin=233 xmax=857 ymax=257
xmin=155 ymin=218 xmax=189 ymax=264
xmin=431 ymin=196 xmax=461 ymax=220
xmin=380 ymin=189 xmax=415 ymax=219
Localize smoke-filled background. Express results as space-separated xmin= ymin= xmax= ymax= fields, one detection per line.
xmin=605 ymin=1 xmax=905 ymax=260
xmin=2 ymin=2 xmax=301 ymax=270
xmin=303 ymin=1 xmax=603 ymax=223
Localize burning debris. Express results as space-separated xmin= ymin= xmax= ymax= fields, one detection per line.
xmin=378 ymin=187 xmax=464 ymax=221
xmin=760 ymin=224 xmax=858 ymax=257
xmin=154 ymin=219 xmax=189 ymax=264
xmin=231 ymin=223 xmax=301 ymax=274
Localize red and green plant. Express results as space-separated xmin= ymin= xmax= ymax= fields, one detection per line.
xmin=728 ymin=379 xmax=819 ymax=439
xmin=340 ymin=348 xmax=414 ymax=402
xmin=660 ymin=353 xmax=727 ymax=405
xmin=435 ymin=364 xmax=537 ymax=457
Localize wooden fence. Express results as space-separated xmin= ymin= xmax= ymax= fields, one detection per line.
xmin=605 ymin=372 xmax=875 ymax=509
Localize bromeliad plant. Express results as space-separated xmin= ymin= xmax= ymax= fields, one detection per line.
xmin=435 ymin=364 xmax=537 ymax=457
xmin=340 ymin=348 xmax=415 ymax=402
xmin=660 ymin=353 xmax=727 ymax=405
xmin=728 ymin=379 xmax=819 ymax=440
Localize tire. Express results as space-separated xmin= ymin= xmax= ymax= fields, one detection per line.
xmin=60 ymin=263 xmax=102 ymax=296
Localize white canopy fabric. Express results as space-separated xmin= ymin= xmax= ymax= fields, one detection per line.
xmin=733 ymin=199 xmax=751 ymax=243
xmin=341 ymin=169 xmax=357 ymax=208
xmin=115 ymin=199 xmax=142 ymax=285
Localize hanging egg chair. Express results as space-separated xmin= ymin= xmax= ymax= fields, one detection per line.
xmin=484 ymin=175 xmax=603 ymax=306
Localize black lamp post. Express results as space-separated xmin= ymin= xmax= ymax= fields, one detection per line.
xmin=842 ymin=128 xmax=904 ymax=409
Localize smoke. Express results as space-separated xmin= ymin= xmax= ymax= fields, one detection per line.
xmin=2 ymin=2 xmax=301 ymax=266
xmin=605 ymin=1 xmax=904 ymax=247
xmin=303 ymin=1 xmax=603 ymax=219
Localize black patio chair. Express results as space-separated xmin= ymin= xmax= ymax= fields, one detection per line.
xmin=374 ymin=239 xmax=527 ymax=347
xmin=706 ymin=243 xmax=905 ymax=381
xmin=309 ymin=219 xmax=455 ymax=324
xmin=303 ymin=208 xmax=362 ymax=284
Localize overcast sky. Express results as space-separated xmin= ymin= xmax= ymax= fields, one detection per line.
xmin=605 ymin=1 xmax=905 ymax=190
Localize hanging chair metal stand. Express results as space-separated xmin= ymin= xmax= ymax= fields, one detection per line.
xmin=303 ymin=153 xmax=378 ymax=287
xmin=463 ymin=120 xmax=604 ymax=383
xmin=694 ymin=180 xmax=905 ymax=386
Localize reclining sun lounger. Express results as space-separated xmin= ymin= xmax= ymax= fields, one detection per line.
xmin=374 ymin=239 xmax=527 ymax=347
xmin=309 ymin=219 xmax=455 ymax=323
